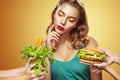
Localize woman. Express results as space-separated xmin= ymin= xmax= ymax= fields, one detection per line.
xmin=27 ymin=0 xmax=102 ymax=80
xmin=0 ymin=0 xmax=102 ymax=80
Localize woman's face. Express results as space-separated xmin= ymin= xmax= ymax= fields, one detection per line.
xmin=54 ymin=3 xmax=80 ymax=35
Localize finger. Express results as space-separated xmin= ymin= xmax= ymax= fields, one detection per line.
xmin=50 ymin=33 xmax=60 ymax=41
xmin=25 ymin=57 xmax=34 ymax=68
xmin=47 ymin=31 xmax=60 ymax=44
xmin=30 ymin=69 xmax=45 ymax=74
xmin=49 ymin=37 xmax=59 ymax=44
xmin=29 ymin=63 xmax=35 ymax=70
xmin=31 ymin=70 xmax=34 ymax=74
xmin=37 ymin=75 xmax=44 ymax=79
xmin=31 ymin=74 xmax=36 ymax=78
xmin=93 ymin=63 xmax=107 ymax=68
xmin=92 ymin=69 xmax=98 ymax=73
xmin=31 ymin=72 xmax=44 ymax=80
xmin=32 ymin=75 xmax=44 ymax=80
xmin=48 ymin=24 xmax=55 ymax=33
xmin=92 ymin=68 xmax=101 ymax=73
xmin=48 ymin=31 xmax=60 ymax=41
xmin=26 ymin=64 xmax=35 ymax=74
xmin=80 ymin=62 xmax=91 ymax=65
xmin=108 ymin=59 xmax=113 ymax=65
xmin=93 ymin=63 xmax=103 ymax=67
xmin=48 ymin=33 xmax=60 ymax=44
xmin=26 ymin=63 xmax=35 ymax=72
xmin=97 ymin=70 xmax=101 ymax=74
xmin=51 ymin=31 xmax=60 ymax=37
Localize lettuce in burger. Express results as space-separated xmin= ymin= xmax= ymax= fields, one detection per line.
xmin=78 ymin=47 xmax=105 ymax=64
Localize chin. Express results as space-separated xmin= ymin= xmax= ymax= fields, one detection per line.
xmin=55 ymin=28 xmax=63 ymax=34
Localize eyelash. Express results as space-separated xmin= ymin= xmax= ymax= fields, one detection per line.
xmin=58 ymin=12 xmax=75 ymax=23
xmin=69 ymin=19 xmax=75 ymax=23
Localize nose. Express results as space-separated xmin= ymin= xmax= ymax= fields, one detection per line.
xmin=60 ymin=17 xmax=67 ymax=25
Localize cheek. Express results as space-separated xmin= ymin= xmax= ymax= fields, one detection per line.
xmin=66 ymin=23 xmax=76 ymax=29
xmin=68 ymin=27 xmax=74 ymax=31
xmin=67 ymin=20 xmax=78 ymax=31
xmin=54 ymin=14 xmax=61 ymax=25
xmin=65 ymin=25 xmax=75 ymax=32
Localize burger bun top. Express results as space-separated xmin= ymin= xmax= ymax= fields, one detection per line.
xmin=82 ymin=47 xmax=105 ymax=55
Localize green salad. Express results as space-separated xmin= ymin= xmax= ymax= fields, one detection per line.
xmin=21 ymin=38 xmax=55 ymax=75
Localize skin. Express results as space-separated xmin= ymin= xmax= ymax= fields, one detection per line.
xmin=43 ymin=3 xmax=102 ymax=80
xmin=93 ymin=48 xmax=120 ymax=80
xmin=54 ymin=3 xmax=79 ymax=35
xmin=0 ymin=2 xmax=102 ymax=80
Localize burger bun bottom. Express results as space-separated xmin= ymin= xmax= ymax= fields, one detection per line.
xmin=80 ymin=59 xmax=102 ymax=65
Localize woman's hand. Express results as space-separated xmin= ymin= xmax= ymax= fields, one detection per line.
xmin=46 ymin=24 xmax=60 ymax=49
xmin=25 ymin=57 xmax=44 ymax=80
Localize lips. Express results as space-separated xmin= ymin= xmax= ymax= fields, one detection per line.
xmin=57 ymin=26 xmax=64 ymax=31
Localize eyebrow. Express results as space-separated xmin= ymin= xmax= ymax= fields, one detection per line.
xmin=59 ymin=9 xmax=77 ymax=19
xmin=59 ymin=9 xmax=65 ymax=15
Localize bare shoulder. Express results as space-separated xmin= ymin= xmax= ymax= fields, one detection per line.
xmin=86 ymin=36 xmax=98 ymax=48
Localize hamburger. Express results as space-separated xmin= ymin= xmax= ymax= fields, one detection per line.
xmin=78 ymin=47 xmax=105 ymax=64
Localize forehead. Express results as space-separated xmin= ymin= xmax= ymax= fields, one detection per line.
xmin=58 ymin=3 xmax=80 ymax=17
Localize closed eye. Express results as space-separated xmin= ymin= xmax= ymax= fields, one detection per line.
xmin=69 ymin=17 xmax=76 ymax=23
xmin=58 ymin=10 xmax=64 ymax=16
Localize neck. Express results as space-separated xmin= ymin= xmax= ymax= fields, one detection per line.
xmin=59 ymin=33 xmax=69 ymax=43
xmin=54 ymin=33 xmax=73 ymax=51
xmin=55 ymin=38 xmax=73 ymax=52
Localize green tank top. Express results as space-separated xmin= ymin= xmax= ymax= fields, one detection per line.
xmin=50 ymin=50 xmax=90 ymax=80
